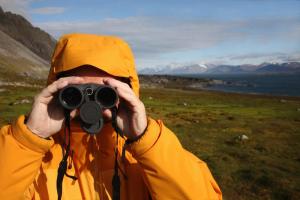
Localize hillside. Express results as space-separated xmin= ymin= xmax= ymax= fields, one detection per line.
xmin=0 ymin=6 xmax=55 ymax=82
xmin=0 ymin=6 xmax=56 ymax=62
xmin=0 ymin=29 xmax=48 ymax=80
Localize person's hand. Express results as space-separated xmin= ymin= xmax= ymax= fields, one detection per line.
xmin=26 ymin=76 xmax=147 ymax=140
xmin=103 ymin=78 xmax=147 ymax=140
xmin=26 ymin=77 xmax=84 ymax=138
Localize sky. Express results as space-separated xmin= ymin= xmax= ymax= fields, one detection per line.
xmin=0 ymin=0 xmax=300 ymax=70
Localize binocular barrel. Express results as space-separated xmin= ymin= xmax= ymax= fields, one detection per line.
xmin=59 ymin=84 xmax=118 ymax=110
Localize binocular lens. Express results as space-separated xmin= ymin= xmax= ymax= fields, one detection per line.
xmin=60 ymin=86 xmax=83 ymax=109
xmin=96 ymin=87 xmax=118 ymax=108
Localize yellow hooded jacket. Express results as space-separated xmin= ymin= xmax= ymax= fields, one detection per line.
xmin=0 ymin=34 xmax=222 ymax=200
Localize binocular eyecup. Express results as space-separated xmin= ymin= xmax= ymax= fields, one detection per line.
xmin=58 ymin=84 xmax=118 ymax=134
xmin=59 ymin=84 xmax=118 ymax=110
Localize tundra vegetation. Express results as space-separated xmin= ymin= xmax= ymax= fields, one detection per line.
xmin=0 ymin=75 xmax=299 ymax=200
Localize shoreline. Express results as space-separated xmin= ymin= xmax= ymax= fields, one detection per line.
xmin=139 ymin=74 xmax=300 ymax=100
xmin=197 ymin=87 xmax=300 ymax=100
xmin=141 ymin=85 xmax=300 ymax=101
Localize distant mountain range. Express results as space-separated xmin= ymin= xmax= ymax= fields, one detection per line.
xmin=139 ymin=62 xmax=300 ymax=75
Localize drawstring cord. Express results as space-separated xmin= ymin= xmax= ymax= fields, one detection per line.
xmin=111 ymin=107 xmax=126 ymax=200
xmin=56 ymin=110 xmax=77 ymax=200
xmin=111 ymin=107 xmax=148 ymax=200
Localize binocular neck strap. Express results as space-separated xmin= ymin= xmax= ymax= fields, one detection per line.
xmin=56 ymin=110 xmax=77 ymax=200
xmin=56 ymin=108 xmax=124 ymax=200
xmin=111 ymin=107 xmax=125 ymax=200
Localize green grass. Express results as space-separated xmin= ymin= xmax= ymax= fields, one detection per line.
xmin=140 ymin=88 xmax=300 ymax=200
xmin=0 ymin=86 xmax=41 ymax=125
xmin=0 ymin=86 xmax=299 ymax=199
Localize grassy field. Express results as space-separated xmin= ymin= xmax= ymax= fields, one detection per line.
xmin=0 ymin=84 xmax=300 ymax=200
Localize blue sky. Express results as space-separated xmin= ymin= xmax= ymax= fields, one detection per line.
xmin=1 ymin=0 xmax=299 ymax=69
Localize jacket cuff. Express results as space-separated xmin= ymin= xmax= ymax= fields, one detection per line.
xmin=11 ymin=115 xmax=54 ymax=153
xmin=128 ymin=117 xmax=161 ymax=157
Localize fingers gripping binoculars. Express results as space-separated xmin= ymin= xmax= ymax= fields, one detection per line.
xmin=58 ymin=84 xmax=118 ymax=134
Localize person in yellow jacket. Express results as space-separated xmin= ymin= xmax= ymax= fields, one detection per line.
xmin=0 ymin=33 xmax=222 ymax=200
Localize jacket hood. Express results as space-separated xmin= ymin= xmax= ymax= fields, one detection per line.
xmin=47 ymin=33 xmax=140 ymax=96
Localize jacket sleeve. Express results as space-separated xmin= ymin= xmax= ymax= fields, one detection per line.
xmin=0 ymin=115 xmax=54 ymax=199
xmin=128 ymin=118 xmax=222 ymax=200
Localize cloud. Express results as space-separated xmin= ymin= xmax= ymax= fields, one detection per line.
xmin=36 ymin=16 xmax=299 ymax=51
xmin=30 ymin=6 xmax=65 ymax=15
xmin=238 ymin=17 xmax=300 ymax=43
xmin=1 ymin=0 xmax=300 ymax=67
xmin=212 ymin=52 xmax=300 ymax=65
xmin=0 ymin=0 xmax=34 ymax=17
xmin=33 ymin=16 xmax=300 ymax=67
xmin=229 ymin=52 xmax=287 ymax=61
xmin=35 ymin=17 xmax=246 ymax=57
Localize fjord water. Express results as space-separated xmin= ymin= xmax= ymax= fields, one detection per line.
xmin=187 ymin=73 xmax=300 ymax=97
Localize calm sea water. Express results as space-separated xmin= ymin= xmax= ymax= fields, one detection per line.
xmin=182 ymin=74 xmax=300 ymax=97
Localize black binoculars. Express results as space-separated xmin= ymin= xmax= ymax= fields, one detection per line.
xmin=58 ymin=84 xmax=118 ymax=134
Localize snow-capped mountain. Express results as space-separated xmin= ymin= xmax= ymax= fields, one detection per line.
xmin=139 ymin=62 xmax=300 ymax=74
xmin=139 ymin=63 xmax=208 ymax=74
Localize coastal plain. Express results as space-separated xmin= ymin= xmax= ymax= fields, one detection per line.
xmin=0 ymin=76 xmax=299 ymax=200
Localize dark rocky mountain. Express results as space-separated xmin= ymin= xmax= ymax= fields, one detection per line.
xmin=0 ymin=7 xmax=55 ymax=80
xmin=0 ymin=29 xmax=49 ymax=79
xmin=0 ymin=6 xmax=56 ymax=62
